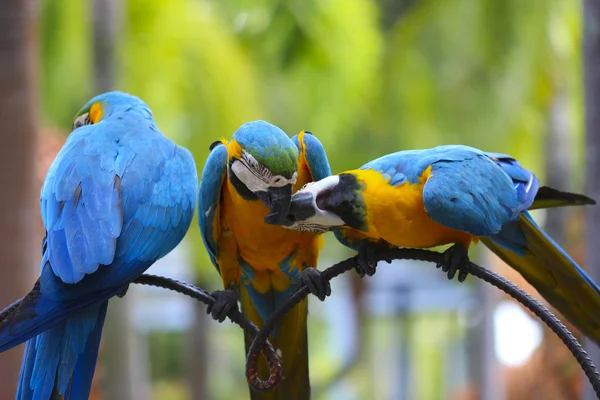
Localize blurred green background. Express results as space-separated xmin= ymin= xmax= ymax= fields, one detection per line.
xmin=2 ymin=0 xmax=593 ymax=399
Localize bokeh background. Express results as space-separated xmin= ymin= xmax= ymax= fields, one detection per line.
xmin=0 ymin=0 xmax=598 ymax=399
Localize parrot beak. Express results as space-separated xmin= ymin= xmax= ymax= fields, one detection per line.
xmin=259 ymin=184 xmax=294 ymax=226
xmin=264 ymin=191 xmax=318 ymax=227
xmin=265 ymin=192 xmax=316 ymax=227
xmin=264 ymin=175 xmax=346 ymax=231
xmin=285 ymin=192 xmax=318 ymax=222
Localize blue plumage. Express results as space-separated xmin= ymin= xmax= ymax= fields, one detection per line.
xmin=291 ymin=131 xmax=332 ymax=182
xmin=1 ymin=91 xmax=198 ymax=400
xmin=360 ymin=145 xmax=534 ymax=235
xmin=233 ymin=120 xmax=298 ymax=161
xmin=357 ymin=144 xmax=600 ymax=344
xmin=198 ymin=141 xmax=228 ymax=271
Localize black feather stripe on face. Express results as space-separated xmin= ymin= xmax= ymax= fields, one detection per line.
xmin=228 ymin=158 xmax=258 ymax=200
xmin=320 ymin=174 xmax=368 ymax=231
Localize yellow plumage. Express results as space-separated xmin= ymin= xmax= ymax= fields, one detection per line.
xmin=217 ymin=134 xmax=323 ymax=400
xmin=340 ymin=167 xmax=476 ymax=250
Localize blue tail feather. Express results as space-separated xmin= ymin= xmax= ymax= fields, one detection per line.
xmin=15 ymin=301 xmax=108 ymax=400
xmin=64 ymin=301 xmax=108 ymax=400
xmin=481 ymin=210 xmax=600 ymax=344
xmin=522 ymin=212 xmax=600 ymax=294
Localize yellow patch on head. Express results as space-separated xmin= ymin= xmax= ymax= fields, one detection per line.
xmin=89 ymin=102 xmax=104 ymax=124
xmin=419 ymin=165 xmax=433 ymax=184
xmin=227 ymin=139 xmax=242 ymax=160
xmin=297 ymin=130 xmax=307 ymax=153
xmin=295 ymin=130 xmax=312 ymax=190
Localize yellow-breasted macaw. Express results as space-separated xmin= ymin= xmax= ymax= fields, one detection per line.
xmin=268 ymin=144 xmax=600 ymax=345
xmin=0 ymin=91 xmax=198 ymax=400
xmin=198 ymin=120 xmax=332 ymax=399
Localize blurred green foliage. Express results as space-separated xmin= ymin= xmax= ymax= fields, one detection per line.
xmin=39 ymin=0 xmax=583 ymax=273
xmin=38 ymin=0 xmax=584 ymax=398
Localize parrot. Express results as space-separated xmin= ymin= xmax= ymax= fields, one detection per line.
xmin=198 ymin=120 xmax=332 ymax=399
xmin=0 ymin=91 xmax=198 ymax=400
xmin=265 ymin=144 xmax=600 ymax=345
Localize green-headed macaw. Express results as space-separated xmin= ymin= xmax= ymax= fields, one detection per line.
xmin=267 ymin=144 xmax=600 ymax=345
xmin=0 ymin=91 xmax=198 ymax=400
xmin=198 ymin=120 xmax=332 ymax=399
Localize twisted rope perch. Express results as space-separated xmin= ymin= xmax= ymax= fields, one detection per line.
xmin=133 ymin=275 xmax=283 ymax=391
xmin=0 ymin=275 xmax=284 ymax=392
xmin=245 ymin=248 xmax=600 ymax=398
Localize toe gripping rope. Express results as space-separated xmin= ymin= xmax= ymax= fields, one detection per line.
xmin=244 ymin=248 xmax=600 ymax=398
xmin=0 ymin=275 xmax=284 ymax=392
xmin=1 ymin=249 xmax=599 ymax=397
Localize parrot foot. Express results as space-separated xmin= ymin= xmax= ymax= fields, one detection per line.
xmin=207 ymin=284 xmax=239 ymax=323
xmin=355 ymin=243 xmax=392 ymax=278
xmin=116 ymin=284 xmax=130 ymax=298
xmin=437 ymin=244 xmax=470 ymax=282
xmin=300 ymin=268 xmax=331 ymax=301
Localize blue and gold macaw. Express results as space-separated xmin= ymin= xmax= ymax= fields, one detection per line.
xmin=268 ymin=144 xmax=600 ymax=345
xmin=198 ymin=121 xmax=332 ymax=399
xmin=0 ymin=91 xmax=198 ymax=400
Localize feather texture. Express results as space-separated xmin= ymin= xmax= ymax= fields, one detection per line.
xmin=1 ymin=92 xmax=198 ymax=399
xmin=336 ymin=144 xmax=600 ymax=345
xmin=198 ymin=124 xmax=331 ymax=399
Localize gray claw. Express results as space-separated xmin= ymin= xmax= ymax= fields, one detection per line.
xmin=438 ymin=244 xmax=469 ymax=282
xmin=208 ymin=285 xmax=239 ymax=323
xmin=356 ymin=244 xmax=378 ymax=277
xmin=300 ymin=268 xmax=331 ymax=301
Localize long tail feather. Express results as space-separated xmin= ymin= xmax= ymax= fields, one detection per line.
xmin=481 ymin=211 xmax=600 ymax=344
xmin=64 ymin=301 xmax=108 ymax=400
xmin=530 ymin=186 xmax=596 ymax=210
xmin=239 ymin=284 xmax=310 ymax=400
xmin=15 ymin=301 xmax=108 ymax=400
xmin=0 ymin=282 xmax=118 ymax=354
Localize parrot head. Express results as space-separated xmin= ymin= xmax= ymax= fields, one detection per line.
xmin=265 ymin=172 xmax=368 ymax=233
xmin=227 ymin=120 xmax=299 ymax=223
xmin=71 ymin=91 xmax=151 ymax=131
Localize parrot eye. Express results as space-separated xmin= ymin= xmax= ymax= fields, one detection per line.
xmin=72 ymin=112 xmax=92 ymax=131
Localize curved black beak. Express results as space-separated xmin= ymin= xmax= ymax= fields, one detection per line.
xmin=258 ymin=184 xmax=294 ymax=226
xmin=264 ymin=191 xmax=317 ymax=227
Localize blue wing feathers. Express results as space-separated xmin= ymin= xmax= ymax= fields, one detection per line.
xmin=423 ymin=153 xmax=519 ymax=235
xmin=347 ymin=143 xmax=600 ymax=344
xmin=198 ymin=142 xmax=228 ymax=269
xmin=5 ymin=108 xmax=198 ymax=398
xmin=487 ymin=153 xmax=539 ymax=209
xmin=356 ymin=145 xmax=541 ymax=236
xmin=292 ymin=132 xmax=332 ymax=181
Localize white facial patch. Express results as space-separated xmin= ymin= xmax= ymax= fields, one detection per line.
xmin=73 ymin=112 xmax=91 ymax=131
xmin=230 ymin=150 xmax=297 ymax=193
xmin=284 ymin=175 xmax=346 ymax=232
xmin=297 ymin=175 xmax=340 ymax=196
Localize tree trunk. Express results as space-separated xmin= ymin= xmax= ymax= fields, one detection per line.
xmin=584 ymin=0 xmax=600 ymax=398
xmin=0 ymin=0 xmax=39 ymax=398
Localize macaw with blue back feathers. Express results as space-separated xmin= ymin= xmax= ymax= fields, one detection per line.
xmin=268 ymin=144 xmax=600 ymax=345
xmin=0 ymin=91 xmax=198 ymax=400
xmin=198 ymin=121 xmax=332 ymax=399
